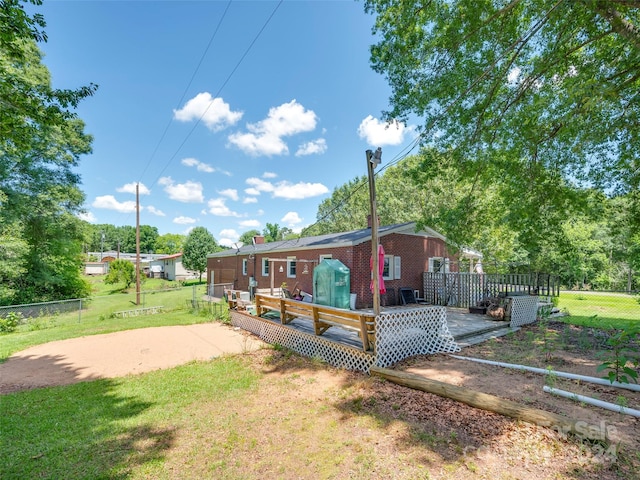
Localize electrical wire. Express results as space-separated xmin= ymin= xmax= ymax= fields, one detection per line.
xmin=295 ymin=0 xmax=565 ymax=239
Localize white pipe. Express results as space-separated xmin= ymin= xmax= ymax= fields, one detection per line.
xmin=543 ymin=386 xmax=640 ymax=417
xmin=450 ymin=355 xmax=640 ymax=392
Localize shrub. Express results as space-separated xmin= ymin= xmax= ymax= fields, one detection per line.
xmin=0 ymin=312 xmax=22 ymax=333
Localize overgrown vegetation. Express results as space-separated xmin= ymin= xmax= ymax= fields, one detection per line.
xmin=597 ymin=328 xmax=640 ymax=385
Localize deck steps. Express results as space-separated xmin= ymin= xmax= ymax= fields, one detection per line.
xmin=455 ymin=325 xmax=520 ymax=348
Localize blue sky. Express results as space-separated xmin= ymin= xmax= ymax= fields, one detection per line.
xmin=34 ymin=0 xmax=418 ymax=247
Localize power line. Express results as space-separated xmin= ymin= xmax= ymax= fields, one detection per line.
xmin=147 ymin=0 xmax=284 ymax=189
xmin=137 ymin=0 xmax=234 ymax=183
xmin=297 ymin=0 xmax=565 ymax=237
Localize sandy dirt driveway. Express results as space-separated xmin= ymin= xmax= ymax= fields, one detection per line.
xmin=0 ymin=323 xmax=264 ymax=394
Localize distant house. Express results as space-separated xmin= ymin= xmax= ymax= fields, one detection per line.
xmin=84 ymin=262 xmax=109 ymax=275
xmin=206 ymin=222 xmax=482 ymax=309
xmin=149 ymin=253 xmax=201 ymax=281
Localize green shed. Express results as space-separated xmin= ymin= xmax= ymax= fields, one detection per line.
xmin=313 ymin=259 xmax=351 ymax=309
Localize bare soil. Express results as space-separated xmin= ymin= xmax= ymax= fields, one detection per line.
xmin=2 ymin=320 xmax=639 ymax=479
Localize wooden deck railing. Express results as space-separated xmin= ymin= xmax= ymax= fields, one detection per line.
xmin=254 ymin=294 xmax=375 ymax=351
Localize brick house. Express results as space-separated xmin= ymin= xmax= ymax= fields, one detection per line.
xmin=206 ymin=222 xmax=482 ymax=309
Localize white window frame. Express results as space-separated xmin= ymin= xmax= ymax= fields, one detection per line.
xmin=319 ymin=254 xmax=332 ymax=262
xmin=429 ymin=257 xmax=445 ymax=273
xmin=393 ymin=256 xmax=401 ymax=280
xmin=382 ymin=255 xmax=393 ymax=280
xmin=262 ymin=258 xmax=269 ymax=276
xmin=287 ymin=257 xmax=297 ymax=278
xmin=242 ymin=259 xmax=248 ymax=276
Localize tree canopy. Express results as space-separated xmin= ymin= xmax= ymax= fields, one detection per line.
xmin=365 ymin=0 xmax=639 ymax=196
xmin=360 ymin=0 xmax=639 ymax=279
xmin=182 ymin=227 xmax=219 ymax=281
xmin=0 ymin=0 xmax=97 ymax=304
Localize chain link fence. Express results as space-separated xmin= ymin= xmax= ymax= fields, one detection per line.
xmin=0 ymin=283 xmax=230 ymax=330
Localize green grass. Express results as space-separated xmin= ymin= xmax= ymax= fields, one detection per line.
xmin=556 ymin=291 xmax=640 ymax=330
xmin=0 ymin=357 xmax=259 ymax=480
xmin=0 ymin=277 xmax=227 ymax=361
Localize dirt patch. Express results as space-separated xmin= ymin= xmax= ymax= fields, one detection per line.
xmin=0 ymin=323 xmax=263 ymax=394
xmin=393 ymin=322 xmax=640 ymax=462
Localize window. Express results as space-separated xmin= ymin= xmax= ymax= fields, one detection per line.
xmin=287 ymin=257 xmax=296 ymax=278
xmin=242 ymin=259 xmax=248 ymax=276
xmin=428 ymin=257 xmax=449 ymax=273
xmin=262 ymin=258 xmax=269 ymax=276
xmin=319 ymin=254 xmax=332 ymax=263
xmin=381 ymin=255 xmax=401 ymax=280
xmin=382 ymin=255 xmax=392 ymax=280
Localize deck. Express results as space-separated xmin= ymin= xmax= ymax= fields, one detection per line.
xmin=257 ymin=305 xmax=514 ymax=350
xmin=229 ymin=300 xmax=520 ymax=373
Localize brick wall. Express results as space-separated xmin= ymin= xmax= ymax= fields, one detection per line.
xmin=207 ymin=233 xmax=457 ymax=308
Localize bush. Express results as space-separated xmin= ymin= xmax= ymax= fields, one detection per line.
xmin=0 ymin=312 xmax=22 ymax=333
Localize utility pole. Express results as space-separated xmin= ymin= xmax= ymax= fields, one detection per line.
xmin=367 ymin=148 xmax=382 ymax=316
xmin=136 ymin=182 xmax=141 ymax=305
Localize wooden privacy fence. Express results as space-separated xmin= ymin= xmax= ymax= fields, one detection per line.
xmin=423 ymin=272 xmax=559 ymax=308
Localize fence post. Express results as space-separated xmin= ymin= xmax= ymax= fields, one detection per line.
xmin=78 ymin=299 xmax=82 ymax=323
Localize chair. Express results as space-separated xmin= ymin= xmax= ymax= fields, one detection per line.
xmin=399 ymin=287 xmax=417 ymax=305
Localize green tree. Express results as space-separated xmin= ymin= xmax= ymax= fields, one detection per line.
xmin=262 ymin=223 xmax=296 ymax=242
xmin=183 ymin=227 xmax=218 ymax=281
xmin=238 ymin=229 xmax=260 ymax=246
xmin=364 ymin=0 xmax=640 ymax=262
xmin=154 ymin=233 xmax=185 ymax=255
xmin=104 ymin=259 xmax=135 ymax=290
xmin=365 ymin=0 xmax=639 ymax=195
xmin=1 ymin=2 xmax=96 ymax=304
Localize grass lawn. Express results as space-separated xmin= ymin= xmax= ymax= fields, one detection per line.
xmin=556 ymin=291 xmax=640 ymax=330
xmin=1 ymin=356 xmax=259 ymax=479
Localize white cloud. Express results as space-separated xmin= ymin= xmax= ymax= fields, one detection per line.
xmin=295 ymin=138 xmax=327 ymax=156
xmin=77 ymin=211 xmax=96 ymax=222
xmin=219 ymin=188 xmax=239 ymax=201
xmin=92 ymin=195 xmax=137 ymax=213
xmin=116 ymin=182 xmax=150 ymax=195
xmin=228 ymin=100 xmax=318 ymax=156
xmin=173 ymin=216 xmax=197 ymax=225
xmin=275 ymin=181 xmax=329 ymax=199
xmin=218 ymin=229 xmax=240 ymax=248
xmin=245 ymin=177 xmax=328 ymax=200
xmin=173 ymin=93 xmax=243 ymax=131
xmin=245 ymin=177 xmax=275 ymax=194
xmin=243 ymin=197 xmax=258 ymax=204
xmin=281 ymin=211 xmax=302 ymax=226
xmin=244 ymin=187 xmax=261 ymax=196
xmin=173 ymin=216 xmax=198 ymax=225
xmin=158 ymin=177 xmax=204 ymax=203
xmin=208 ymin=198 xmax=240 ymax=217
xmin=181 ymin=157 xmax=215 ymax=173
xmin=239 ymin=219 xmax=261 ymax=228
xmin=357 ymin=116 xmax=414 ymax=146
xmin=263 ymin=171 xmax=277 ymax=179
xmin=507 ymin=66 xmax=521 ymax=85
xmin=146 ymin=205 xmax=166 ymax=216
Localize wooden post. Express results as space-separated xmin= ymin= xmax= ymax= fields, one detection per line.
xmin=358 ymin=314 xmax=370 ymax=351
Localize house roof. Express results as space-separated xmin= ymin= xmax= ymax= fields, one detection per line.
xmin=207 ymin=222 xmax=455 ymax=259
xmin=155 ymin=253 xmax=183 ymax=261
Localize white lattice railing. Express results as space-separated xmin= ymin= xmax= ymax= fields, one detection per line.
xmin=374 ymin=306 xmax=460 ymax=368
xmin=231 ymin=305 xmax=460 ymax=373
xmin=507 ymin=295 xmax=539 ymax=327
